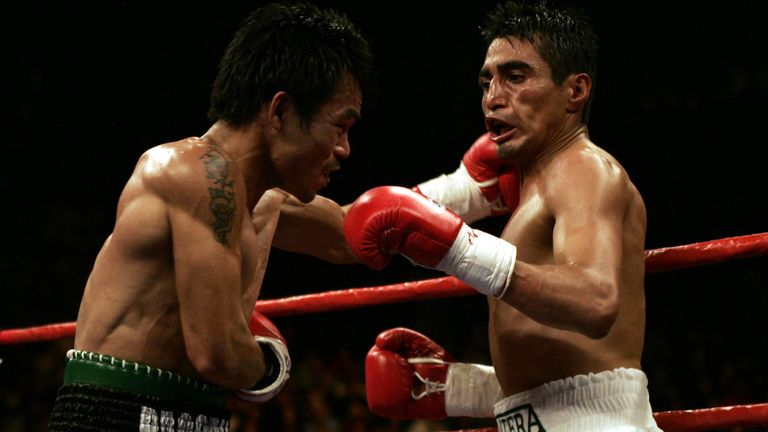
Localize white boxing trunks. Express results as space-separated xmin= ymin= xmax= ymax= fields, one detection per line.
xmin=493 ymin=368 xmax=662 ymax=431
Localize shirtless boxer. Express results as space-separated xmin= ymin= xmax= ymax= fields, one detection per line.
xmin=47 ymin=3 xmax=372 ymax=431
xmin=344 ymin=1 xmax=660 ymax=430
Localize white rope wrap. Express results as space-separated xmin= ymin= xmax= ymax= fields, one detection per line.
xmin=406 ymin=357 xmax=503 ymax=418
xmin=445 ymin=363 xmax=503 ymax=418
xmin=437 ymin=224 xmax=517 ymax=298
xmin=416 ymin=163 xmax=495 ymax=224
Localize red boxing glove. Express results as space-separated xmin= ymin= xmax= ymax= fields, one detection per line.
xmin=342 ymin=186 xmax=463 ymax=271
xmin=415 ymin=133 xmax=520 ymax=223
xmin=366 ymin=327 xmax=455 ymax=419
xmin=366 ymin=328 xmax=502 ymax=419
xmin=344 ymin=186 xmax=517 ymax=298
xmin=236 ymin=311 xmax=291 ymax=403
xmin=462 ymin=133 xmax=521 ymax=214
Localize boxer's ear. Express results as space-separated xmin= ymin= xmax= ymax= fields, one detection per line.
xmin=565 ymin=73 xmax=591 ymax=114
xmin=267 ymin=91 xmax=294 ymax=130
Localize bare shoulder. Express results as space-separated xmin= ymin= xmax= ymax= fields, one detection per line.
xmin=133 ymin=137 xmax=238 ymax=203
xmin=554 ymin=141 xmax=627 ymax=180
xmin=544 ymin=140 xmax=639 ymax=210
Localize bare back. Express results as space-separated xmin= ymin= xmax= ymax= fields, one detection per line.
xmin=74 ymin=137 xmax=283 ymax=387
xmin=489 ymin=138 xmax=647 ymax=395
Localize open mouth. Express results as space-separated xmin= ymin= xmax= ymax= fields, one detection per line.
xmin=485 ymin=117 xmax=516 ymax=143
xmin=320 ymin=166 xmax=339 ymax=186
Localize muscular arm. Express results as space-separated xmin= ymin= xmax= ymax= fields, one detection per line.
xmin=501 ymin=151 xmax=628 ymax=338
xmin=273 ymin=194 xmax=358 ymax=264
xmin=159 ymin=146 xmax=265 ymax=389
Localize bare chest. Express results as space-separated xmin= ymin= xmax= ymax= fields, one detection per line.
xmin=501 ymin=191 xmax=554 ymax=265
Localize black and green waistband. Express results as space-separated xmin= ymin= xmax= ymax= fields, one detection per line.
xmin=63 ymin=349 xmax=231 ymax=408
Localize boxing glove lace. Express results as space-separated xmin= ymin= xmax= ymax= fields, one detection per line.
xmin=366 ymin=327 xmax=502 ymax=419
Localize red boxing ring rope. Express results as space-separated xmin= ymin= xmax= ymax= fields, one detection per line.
xmin=2 ymin=232 xmax=766 ymax=343
xmin=643 ymin=231 xmax=768 ymax=273
xmin=2 ymin=231 xmax=767 ymax=431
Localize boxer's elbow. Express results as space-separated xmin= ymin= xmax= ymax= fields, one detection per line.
xmin=583 ymin=280 xmax=620 ymax=339
xmin=584 ymin=307 xmax=619 ymax=340
xmin=187 ymin=336 xmax=265 ymax=389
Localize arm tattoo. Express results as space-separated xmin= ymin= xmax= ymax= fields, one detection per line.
xmin=201 ymin=148 xmax=235 ymax=247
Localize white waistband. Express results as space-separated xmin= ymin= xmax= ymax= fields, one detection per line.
xmin=494 ymin=368 xmax=661 ymax=431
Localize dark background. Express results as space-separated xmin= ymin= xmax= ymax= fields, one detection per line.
xmin=2 ymin=1 xmax=767 ymax=431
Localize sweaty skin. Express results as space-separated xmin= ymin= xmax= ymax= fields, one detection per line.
xmin=74 ymin=75 xmax=363 ymax=390
xmin=74 ymin=139 xmax=282 ymax=389
xmin=480 ymin=37 xmax=647 ymax=395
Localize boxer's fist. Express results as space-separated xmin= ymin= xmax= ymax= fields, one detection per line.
xmin=236 ymin=311 xmax=291 ymax=403
xmin=462 ymin=133 xmax=520 ymax=214
xmin=343 ymin=186 xmax=463 ymax=271
xmin=344 ymin=186 xmax=517 ymax=298
xmin=365 ymin=327 xmax=454 ymax=419
xmin=366 ymin=328 xmax=503 ymax=419
xmin=414 ymin=133 xmax=520 ymax=223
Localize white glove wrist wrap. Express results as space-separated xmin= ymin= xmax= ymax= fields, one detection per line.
xmin=437 ymin=224 xmax=516 ymax=298
xmin=416 ymin=163 xmax=492 ymax=224
xmin=445 ymin=363 xmax=503 ymax=418
xmin=237 ymin=336 xmax=291 ymax=402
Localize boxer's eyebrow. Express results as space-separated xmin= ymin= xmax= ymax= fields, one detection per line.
xmin=479 ymin=60 xmax=532 ymax=81
xmin=497 ymin=60 xmax=532 ymax=74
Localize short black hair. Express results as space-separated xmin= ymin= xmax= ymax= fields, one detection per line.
xmin=208 ymin=2 xmax=374 ymax=128
xmin=481 ymin=0 xmax=598 ymax=123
